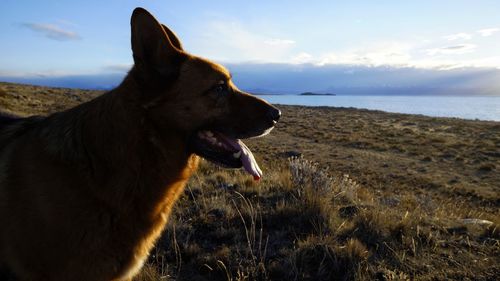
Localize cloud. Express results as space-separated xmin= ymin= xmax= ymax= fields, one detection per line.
xmin=477 ymin=28 xmax=499 ymax=37
xmin=282 ymin=42 xmax=497 ymax=70
xmin=290 ymin=52 xmax=313 ymax=64
xmin=317 ymin=42 xmax=413 ymax=67
xmin=224 ymin=63 xmax=500 ymax=96
xmin=189 ymin=19 xmax=498 ymax=70
xmin=425 ymin=44 xmax=477 ymax=56
xmin=193 ymin=21 xmax=296 ymax=62
xmin=103 ymin=63 xmax=132 ymax=73
xmin=0 ymin=69 xmax=71 ymax=77
xmin=444 ymin=33 xmax=472 ymax=41
xmin=3 ymin=64 xmax=500 ymax=95
xmin=21 ymin=23 xmax=81 ymax=41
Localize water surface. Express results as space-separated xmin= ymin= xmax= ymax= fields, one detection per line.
xmin=258 ymin=95 xmax=500 ymax=121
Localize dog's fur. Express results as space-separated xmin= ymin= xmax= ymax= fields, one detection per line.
xmin=0 ymin=8 xmax=278 ymax=281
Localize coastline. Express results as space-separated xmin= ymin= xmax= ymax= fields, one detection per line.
xmin=3 ymin=81 xmax=500 ymax=121
xmin=259 ymin=95 xmax=500 ymax=122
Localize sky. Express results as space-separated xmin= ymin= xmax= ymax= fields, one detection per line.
xmin=1 ymin=0 xmax=500 ymax=94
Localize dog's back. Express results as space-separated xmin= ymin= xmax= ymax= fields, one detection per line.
xmin=0 ymin=114 xmax=21 ymax=148
xmin=0 ymin=114 xmax=19 ymax=130
xmin=0 ymin=113 xmax=42 ymax=150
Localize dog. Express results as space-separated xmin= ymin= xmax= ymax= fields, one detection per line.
xmin=0 ymin=7 xmax=280 ymax=281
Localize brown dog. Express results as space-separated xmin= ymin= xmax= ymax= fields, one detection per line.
xmin=0 ymin=7 xmax=279 ymax=281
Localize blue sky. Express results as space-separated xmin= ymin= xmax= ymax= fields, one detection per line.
xmin=1 ymin=1 xmax=500 ymax=93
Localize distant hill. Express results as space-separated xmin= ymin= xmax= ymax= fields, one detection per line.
xmin=299 ymin=92 xmax=336 ymax=96
xmin=228 ymin=63 xmax=500 ymax=96
xmin=2 ymin=63 xmax=500 ymax=96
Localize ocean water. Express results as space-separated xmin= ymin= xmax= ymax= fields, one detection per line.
xmin=258 ymin=95 xmax=500 ymax=122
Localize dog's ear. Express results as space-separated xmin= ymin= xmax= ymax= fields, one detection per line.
xmin=161 ymin=24 xmax=183 ymax=51
xmin=131 ymin=8 xmax=182 ymax=74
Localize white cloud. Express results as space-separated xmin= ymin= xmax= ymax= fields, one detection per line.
xmin=290 ymin=52 xmax=313 ymax=64
xmin=0 ymin=69 xmax=85 ymax=77
xmin=190 ymin=21 xmax=498 ymax=70
xmin=21 ymin=23 xmax=81 ymax=41
xmin=103 ymin=63 xmax=132 ymax=73
xmin=194 ymin=21 xmax=296 ymax=62
xmin=317 ymin=42 xmax=413 ymax=67
xmin=444 ymin=33 xmax=472 ymax=41
xmin=282 ymin=42 xmax=498 ymax=70
xmin=425 ymin=44 xmax=477 ymax=56
xmin=477 ymin=28 xmax=499 ymax=37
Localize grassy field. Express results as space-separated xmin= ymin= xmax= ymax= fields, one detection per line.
xmin=1 ymin=82 xmax=499 ymax=280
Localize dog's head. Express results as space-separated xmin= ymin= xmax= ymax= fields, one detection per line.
xmin=129 ymin=8 xmax=280 ymax=179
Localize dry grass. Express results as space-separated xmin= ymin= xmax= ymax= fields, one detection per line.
xmin=1 ymin=82 xmax=499 ymax=280
xmin=133 ymin=157 xmax=499 ymax=281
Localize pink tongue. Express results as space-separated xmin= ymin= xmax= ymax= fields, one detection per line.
xmin=218 ymin=135 xmax=262 ymax=180
xmin=236 ymin=139 xmax=262 ymax=180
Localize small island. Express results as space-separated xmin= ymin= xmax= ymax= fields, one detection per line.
xmin=299 ymin=92 xmax=336 ymax=96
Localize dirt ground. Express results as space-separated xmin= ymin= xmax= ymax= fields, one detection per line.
xmin=248 ymin=105 xmax=500 ymax=213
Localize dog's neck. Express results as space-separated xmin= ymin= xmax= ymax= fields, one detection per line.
xmin=47 ymin=76 xmax=198 ymax=219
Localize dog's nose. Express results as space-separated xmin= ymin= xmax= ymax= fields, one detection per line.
xmin=267 ymin=107 xmax=281 ymax=123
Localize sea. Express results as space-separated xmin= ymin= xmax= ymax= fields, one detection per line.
xmin=258 ymin=95 xmax=500 ymax=122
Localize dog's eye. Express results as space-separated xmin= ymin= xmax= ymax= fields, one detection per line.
xmin=214 ymin=82 xmax=227 ymax=94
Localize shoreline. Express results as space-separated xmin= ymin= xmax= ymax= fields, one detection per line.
xmin=265 ymin=99 xmax=500 ymax=122
xmin=271 ymin=103 xmax=500 ymax=123
xmin=2 ymin=81 xmax=499 ymax=122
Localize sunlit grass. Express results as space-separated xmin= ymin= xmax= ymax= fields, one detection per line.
xmin=135 ymin=157 xmax=499 ymax=281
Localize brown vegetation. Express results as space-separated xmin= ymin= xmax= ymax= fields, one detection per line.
xmin=1 ymin=82 xmax=498 ymax=280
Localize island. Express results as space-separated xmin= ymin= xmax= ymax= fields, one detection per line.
xmin=299 ymin=92 xmax=336 ymax=96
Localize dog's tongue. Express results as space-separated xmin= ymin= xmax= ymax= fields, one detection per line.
xmin=218 ymin=134 xmax=262 ymax=180
xmin=235 ymin=139 xmax=262 ymax=180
